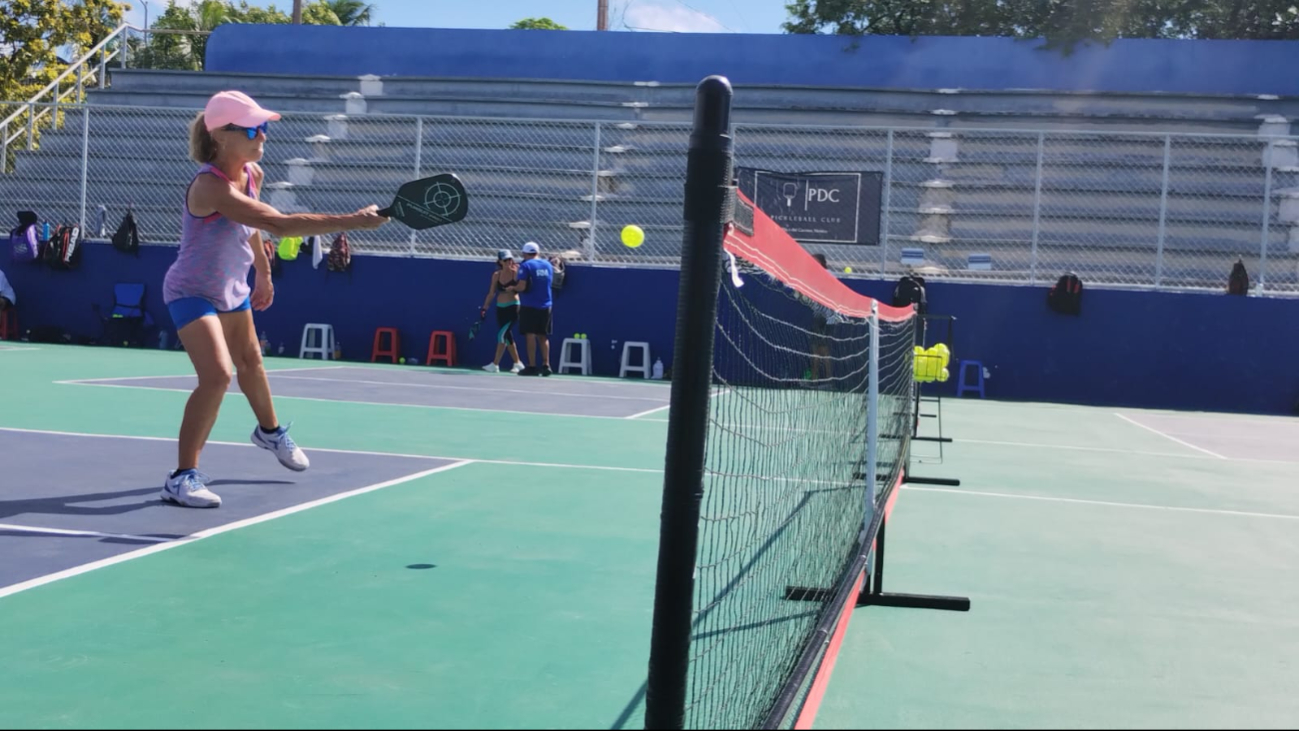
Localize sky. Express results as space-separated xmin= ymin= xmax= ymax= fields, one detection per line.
xmin=121 ymin=0 xmax=795 ymax=34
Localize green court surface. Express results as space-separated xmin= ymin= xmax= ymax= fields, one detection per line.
xmin=2 ymin=344 xmax=1297 ymax=729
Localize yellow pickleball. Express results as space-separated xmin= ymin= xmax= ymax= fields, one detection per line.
xmin=621 ymin=225 xmax=645 ymax=248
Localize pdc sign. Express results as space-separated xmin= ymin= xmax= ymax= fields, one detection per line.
xmin=735 ymin=168 xmax=884 ymax=246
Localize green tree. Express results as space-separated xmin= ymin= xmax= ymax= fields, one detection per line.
xmin=132 ymin=0 xmax=353 ymax=71
xmin=511 ymin=17 xmax=569 ymax=30
xmin=324 ymin=0 xmax=376 ymax=26
xmin=1 ymin=0 xmax=127 ymax=102
xmin=783 ymin=0 xmax=1299 ymax=50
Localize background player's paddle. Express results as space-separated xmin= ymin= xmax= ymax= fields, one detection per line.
xmin=378 ymin=173 xmax=468 ymax=230
xmin=468 ymin=309 xmax=485 ymax=341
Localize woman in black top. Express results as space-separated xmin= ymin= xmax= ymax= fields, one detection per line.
xmin=479 ymin=249 xmax=525 ymax=373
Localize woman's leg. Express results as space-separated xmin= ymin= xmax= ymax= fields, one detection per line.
xmin=176 ymin=315 xmax=234 ymax=472
xmin=220 ymin=306 xmax=310 ymax=472
xmin=218 ymin=307 xmax=277 ymax=430
xmin=500 ymin=305 xmax=523 ymax=368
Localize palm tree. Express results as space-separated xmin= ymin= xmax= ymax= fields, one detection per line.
xmin=323 ymin=0 xmax=375 ymax=26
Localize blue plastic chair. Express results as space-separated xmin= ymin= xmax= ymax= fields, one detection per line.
xmin=957 ymin=360 xmax=986 ymax=398
xmin=94 ymin=282 xmax=154 ymax=346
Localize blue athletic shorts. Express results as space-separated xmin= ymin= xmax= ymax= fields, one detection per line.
xmin=168 ymin=295 xmax=251 ymax=331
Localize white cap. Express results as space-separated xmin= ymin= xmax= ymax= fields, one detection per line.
xmin=521 ymin=241 xmax=540 ymax=254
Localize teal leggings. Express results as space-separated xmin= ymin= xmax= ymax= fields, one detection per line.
xmin=495 ymin=302 xmax=519 ymax=345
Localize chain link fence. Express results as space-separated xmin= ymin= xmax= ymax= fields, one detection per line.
xmin=734 ymin=124 xmax=1299 ymax=294
xmin=3 ymin=102 xmax=1297 ymax=294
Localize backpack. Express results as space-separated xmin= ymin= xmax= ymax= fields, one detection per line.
xmin=9 ymin=211 xmax=40 ymax=264
xmin=892 ymin=274 xmax=927 ymax=314
xmin=111 ymin=211 xmax=140 ymax=256
xmin=326 ymin=231 xmax=351 ymax=273
xmin=43 ymin=224 xmax=82 ymax=271
xmin=1047 ymin=272 xmax=1084 ymax=315
xmin=1227 ymin=259 xmax=1249 ymax=295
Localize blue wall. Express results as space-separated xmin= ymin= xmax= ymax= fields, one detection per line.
xmin=5 ymin=244 xmax=1298 ymax=415
xmin=1 ymin=243 xmax=678 ymax=376
xmin=207 ymin=24 xmax=1299 ymax=96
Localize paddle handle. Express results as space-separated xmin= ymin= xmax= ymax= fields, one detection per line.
xmin=376 ymin=205 xmax=394 ymax=217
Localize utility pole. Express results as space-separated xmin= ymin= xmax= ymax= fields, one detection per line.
xmin=597 ymin=0 xmax=608 ymax=30
xmin=292 ymin=0 xmax=303 ymax=24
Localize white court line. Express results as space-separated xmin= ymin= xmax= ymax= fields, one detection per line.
xmin=53 ymin=381 xmax=660 ymax=422
xmin=0 ymin=346 xmax=40 ymax=352
xmin=55 ymin=365 xmax=348 ymax=385
xmin=1114 ymin=413 xmax=1228 ymax=460
xmin=626 ymin=404 xmax=671 ymax=419
xmin=959 ymin=438 xmax=1200 ymax=459
xmin=1117 ymin=412 xmax=1299 ymax=430
xmin=268 ymin=373 xmax=670 ymax=403
xmin=0 ymin=523 xmax=172 ymax=544
xmin=0 ymin=426 xmax=663 ymax=474
xmin=904 ymin=485 xmax=1299 ymax=522
xmin=0 ymin=461 xmax=472 ymax=600
xmin=621 ymin=387 xmax=735 ymax=420
xmin=959 ymin=438 xmax=1298 ymax=466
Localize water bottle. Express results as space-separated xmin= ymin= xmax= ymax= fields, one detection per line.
xmin=41 ymin=222 xmax=51 ymax=242
xmin=158 ymin=330 xmax=169 ymax=350
xmin=277 ymin=342 xmax=285 ymax=356
xmin=652 ymin=357 xmax=664 ymax=380
xmin=259 ymin=331 xmax=270 ymax=356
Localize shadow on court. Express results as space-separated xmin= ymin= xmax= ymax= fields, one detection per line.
xmin=0 ymin=429 xmax=455 ymax=589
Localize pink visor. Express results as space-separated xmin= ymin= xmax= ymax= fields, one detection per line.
xmin=204 ymin=90 xmax=281 ymax=131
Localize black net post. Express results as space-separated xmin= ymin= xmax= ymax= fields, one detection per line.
xmin=644 ymin=75 xmax=734 ymax=731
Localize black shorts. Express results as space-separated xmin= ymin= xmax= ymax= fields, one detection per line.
xmin=519 ymin=305 xmax=553 ymax=336
xmin=494 ymin=303 xmax=519 ymax=345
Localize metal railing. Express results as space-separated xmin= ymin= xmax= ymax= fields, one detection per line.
xmin=4 ymin=101 xmax=1297 ymax=295
xmin=0 ymin=23 xmax=128 ymax=173
xmin=1 ymin=24 xmax=212 ymax=173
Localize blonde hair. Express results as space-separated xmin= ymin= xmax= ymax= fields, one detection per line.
xmin=189 ymin=112 xmax=219 ymax=163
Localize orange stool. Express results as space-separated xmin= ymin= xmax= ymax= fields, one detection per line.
xmin=426 ymin=330 xmax=457 ymax=366
xmin=0 ymin=308 xmax=15 ymax=341
xmin=371 ymin=327 xmax=401 ymax=363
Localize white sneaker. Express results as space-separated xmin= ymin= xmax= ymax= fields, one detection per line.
xmin=482 ymin=363 xmax=500 ymax=373
xmin=160 ymin=469 xmax=221 ymax=508
xmin=251 ymin=423 xmax=310 ymax=472
xmin=510 ymin=362 xmax=525 ymax=373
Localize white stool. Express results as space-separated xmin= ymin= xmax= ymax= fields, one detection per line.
xmin=558 ymin=338 xmax=591 ymax=375
xmin=300 ymin=323 xmax=335 ymax=360
xmin=620 ymin=341 xmax=651 ymax=378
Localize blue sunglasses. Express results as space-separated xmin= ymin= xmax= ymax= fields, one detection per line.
xmin=223 ymin=122 xmax=269 ymax=139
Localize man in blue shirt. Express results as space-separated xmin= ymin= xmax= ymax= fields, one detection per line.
xmin=508 ymin=241 xmax=555 ymax=376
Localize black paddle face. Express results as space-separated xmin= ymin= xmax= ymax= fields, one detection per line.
xmin=378 ymin=174 xmax=468 ymax=230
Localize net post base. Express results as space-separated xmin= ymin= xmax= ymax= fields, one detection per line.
xmin=858 ymin=591 xmax=970 ymax=612
xmin=905 ymin=476 xmax=961 ymax=486
xmin=782 ymin=515 xmax=971 ymax=615
xmin=782 ymin=586 xmax=970 ymax=612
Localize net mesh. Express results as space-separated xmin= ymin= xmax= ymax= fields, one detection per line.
xmin=679 ymin=192 xmax=917 ymax=729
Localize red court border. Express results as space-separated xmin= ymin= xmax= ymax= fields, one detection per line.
xmin=793 ymin=471 xmax=905 ymax=730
